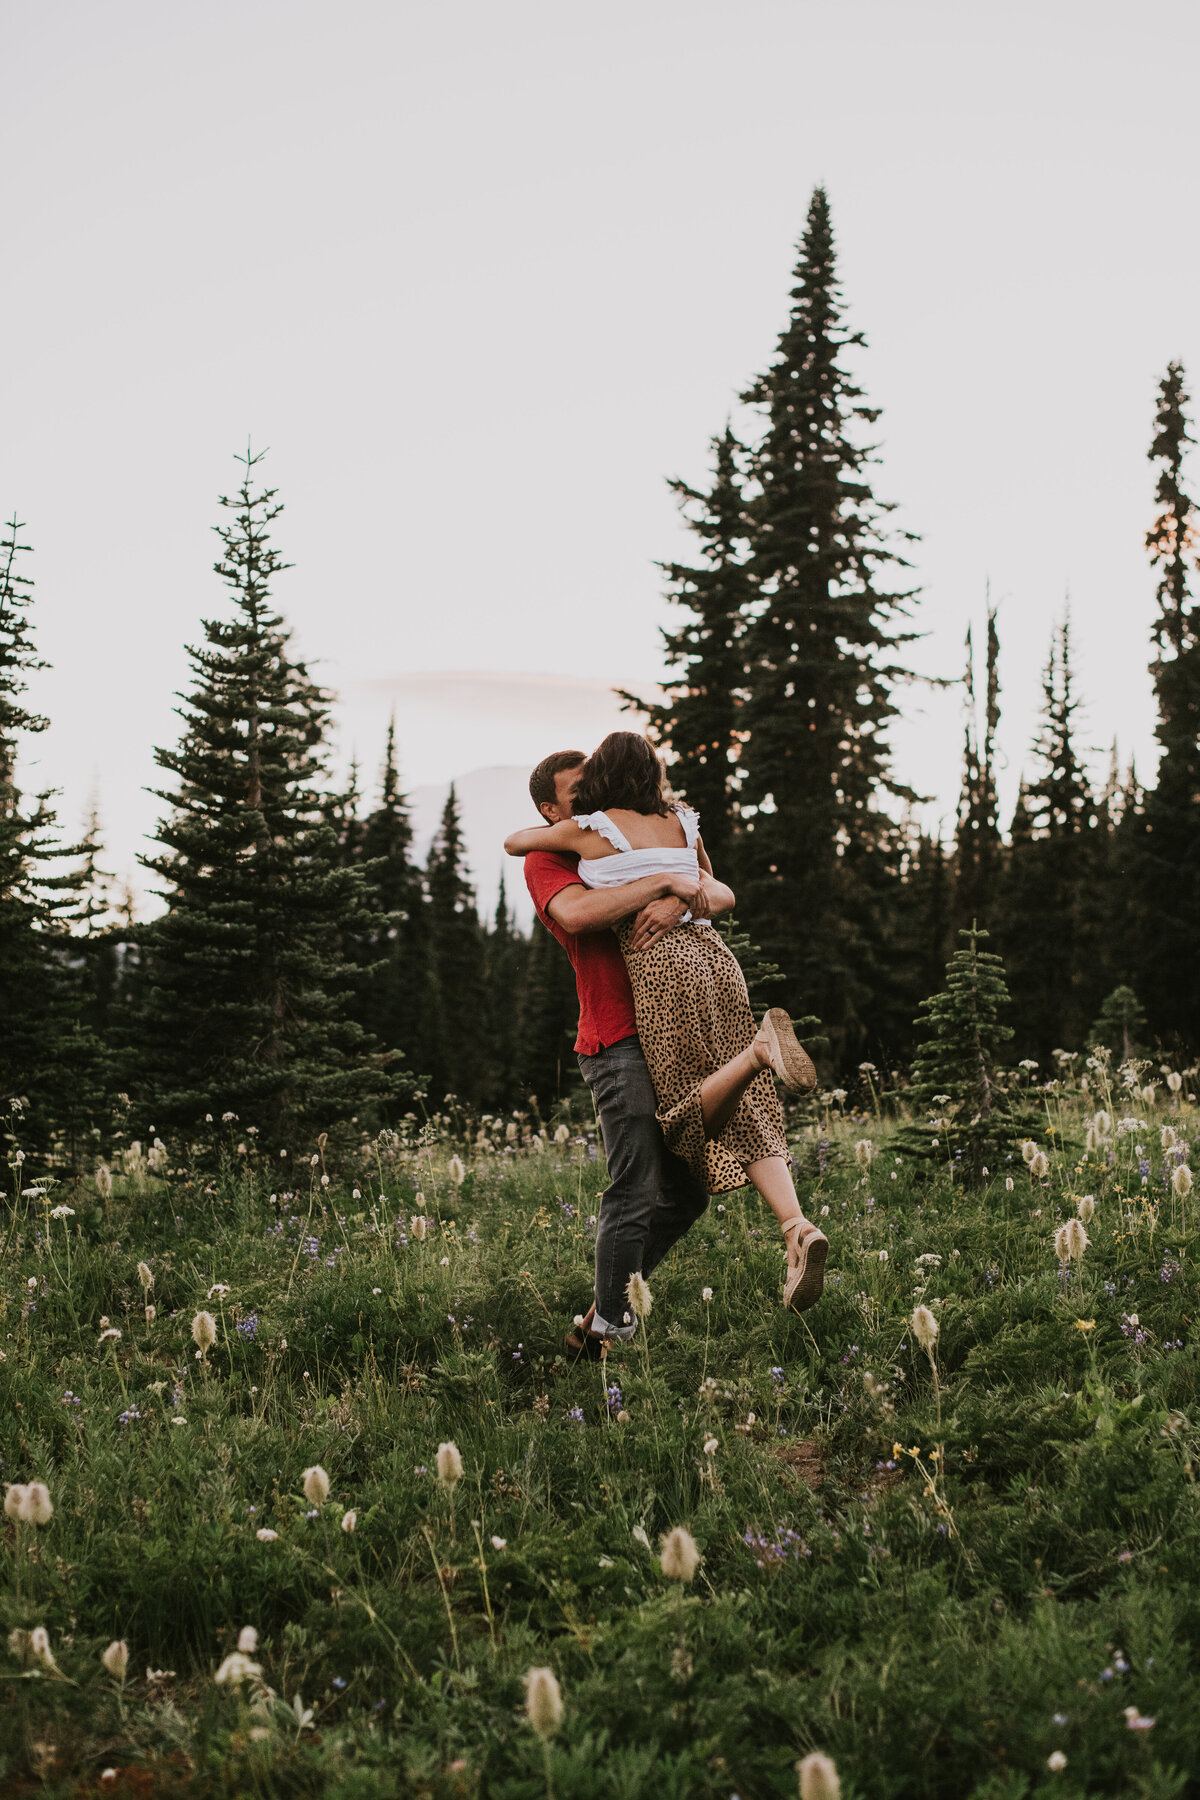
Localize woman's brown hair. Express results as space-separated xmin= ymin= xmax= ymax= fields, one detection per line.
xmin=573 ymin=732 xmax=672 ymax=817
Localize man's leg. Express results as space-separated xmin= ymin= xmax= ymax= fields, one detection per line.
xmin=641 ymin=1143 xmax=709 ymax=1279
xmin=577 ymin=1038 xmax=669 ymax=1341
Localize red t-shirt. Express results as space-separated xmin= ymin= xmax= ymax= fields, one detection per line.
xmin=524 ymin=850 xmax=637 ymax=1056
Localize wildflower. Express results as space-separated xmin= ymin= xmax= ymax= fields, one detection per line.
xmin=301 ymin=1466 xmax=330 ymax=1506
xmin=50 ymin=1203 xmax=74 ymax=1219
xmin=626 ymin=1271 xmax=652 ymax=1320
xmin=1077 ymin=1195 xmax=1095 ymax=1222
xmin=448 ymin=1155 xmax=466 ymax=1186
xmin=616 ymin=1410 xmax=630 ymax=1423
xmin=30 ymin=1627 xmax=58 ymax=1671
xmin=341 ymin=1509 xmax=357 ymax=1533
xmin=4 ymin=1484 xmax=28 ymax=1520
xmin=1162 ymin=1125 xmax=1177 ymax=1150
xmin=702 ymin=1286 xmax=713 ymax=1302
xmin=491 ymin=1535 xmax=507 ymax=1549
xmin=436 ymin=1441 xmax=463 ymax=1490
xmin=1093 ymin=1110 xmax=1112 ymax=1135
xmin=1047 ymin=1751 xmax=1067 ymax=1771
xmin=554 ymin=1124 xmax=570 ymax=1144
xmin=256 ymin=1528 xmax=279 ymax=1542
xmin=191 ymin=1311 xmax=217 ymax=1354
xmin=912 ymin=1306 xmax=939 ymax=1353
xmin=101 ymin=1638 xmax=129 ymax=1680
xmin=411 ymin=1215 xmax=427 ymax=1241
xmin=1167 ymin=1071 xmax=1183 ymax=1093
xmin=237 ymin=1626 xmax=258 ymax=1653
xmin=524 ymin=1666 xmax=563 ymax=1738
xmin=1173 ymin=1165 xmax=1193 ymax=1198
xmin=214 ymin=1650 xmax=263 ymax=1685
xmin=1074 ymin=1319 xmax=1096 ymax=1331
xmin=98 ymin=1327 xmax=121 ymax=1346
xmin=854 ymin=1139 xmax=874 ymax=1169
xmin=660 ymin=1526 xmax=701 ymax=1582
xmin=145 ymin=1304 xmax=156 ymax=1323
xmin=1029 ymin=1151 xmax=1050 ymax=1179
xmin=96 ymin=1164 xmax=113 ymax=1199
xmin=703 ymin=1436 xmax=719 ymax=1455
xmin=1064 ymin=1218 xmax=1088 ymax=1260
xmin=1005 ymin=1176 xmax=1014 ymax=1191
xmin=1021 ymin=1140 xmax=1037 ymax=1164
xmin=1124 ymin=1706 xmax=1156 ymax=1730
xmin=798 ymin=1752 xmax=841 ymax=1799
xmin=20 ymin=1482 xmax=53 ymax=1525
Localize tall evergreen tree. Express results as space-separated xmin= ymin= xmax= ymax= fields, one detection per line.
xmin=902 ymin=925 xmax=1029 ymax=1186
xmin=0 ymin=517 xmax=101 ymax=1155
xmin=347 ymin=720 xmax=435 ymax=1092
xmin=481 ymin=874 xmax=527 ymax=1107
xmin=631 ymin=426 xmax=753 ymax=877
xmin=1136 ymin=361 xmax=1200 ymax=1045
xmin=954 ymin=605 xmax=1002 ymax=933
xmin=514 ymin=917 xmax=581 ymax=1110
xmin=424 ymin=784 xmax=487 ymax=1104
xmin=134 ymin=451 xmax=398 ymax=1139
xmin=734 ymin=186 xmax=919 ymax=1051
xmin=1000 ymin=616 xmax=1104 ymax=1058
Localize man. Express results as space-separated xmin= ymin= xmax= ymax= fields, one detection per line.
xmin=522 ymin=748 xmax=736 ymax=1357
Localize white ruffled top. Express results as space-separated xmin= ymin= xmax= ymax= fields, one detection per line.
xmin=571 ymin=806 xmax=701 ymax=910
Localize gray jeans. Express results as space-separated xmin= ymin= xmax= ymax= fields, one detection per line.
xmin=577 ymin=1035 xmax=709 ymax=1337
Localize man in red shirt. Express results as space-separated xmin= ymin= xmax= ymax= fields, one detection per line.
xmin=523 ymin=749 xmax=736 ymax=1357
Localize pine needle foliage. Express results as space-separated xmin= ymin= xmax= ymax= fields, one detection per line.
xmin=135 ymin=451 xmax=399 ymax=1139
xmin=1135 ymin=361 xmax=1200 ymax=1044
xmin=0 ymin=518 xmax=102 ymax=1153
xmin=901 ymin=925 xmax=1027 ymax=1184
xmin=734 ymin=187 xmax=921 ymax=1047
xmin=629 ymin=426 xmax=753 ymax=878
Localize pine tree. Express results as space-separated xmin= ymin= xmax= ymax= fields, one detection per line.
xmin=481 ymin=874 xmax=527 ymax=1107
xmin=902 ymin=925 xmax=1028 ymax=1185
xmin=631 ymin=426 xmax=753 ymax=877
xmin=1000 ymin=616 xmax=1104 ymax=1059
xmin=1088 ymin=985 xmax=1146 ymax=1062
xmin=734 ymin=186 xmax=919 ymax=1052
xmin=134 ymin=451 xmax=398 ymax=1139
xmin=0 ymin=518 xmax=101 ymax=1156
xmin=514 ymin=918 xmax=581 ymax=1109
xmin=348 ymin=720 xmax=435 ymax=1092
xmin=1136 ymin=361 xmax=1200 ymax=1045
xmin=424 ymin=784 xmax=488 ymax=1105
xmin=954 ymin=605 xmax=1002 ymax=933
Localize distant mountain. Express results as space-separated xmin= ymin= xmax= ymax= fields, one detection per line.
xmin=409 ymin=765 xmax=542 ymax=927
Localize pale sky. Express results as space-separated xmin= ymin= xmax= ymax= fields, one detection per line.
xmin=4 ymin=0 xmax=1198 ymax=911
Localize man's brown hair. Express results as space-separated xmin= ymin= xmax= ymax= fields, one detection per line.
xmin=528 ymin=749 xmax=586 ymax=817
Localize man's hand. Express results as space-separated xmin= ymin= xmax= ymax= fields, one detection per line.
xmin=628 ymin=894 xmax=688 ymax=954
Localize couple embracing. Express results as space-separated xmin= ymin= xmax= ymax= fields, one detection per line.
xmin=505 ymin=731 xmax=828 ymax=1360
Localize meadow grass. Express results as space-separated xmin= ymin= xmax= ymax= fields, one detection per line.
xmin=2 ymin=1077 xmax=1199 ymax=1798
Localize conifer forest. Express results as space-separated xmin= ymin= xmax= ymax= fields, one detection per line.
xmin=4 ymin=183 xmax=1200 ymax=1798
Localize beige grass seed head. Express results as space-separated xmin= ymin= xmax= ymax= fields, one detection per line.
xmin=1029 ymin=1151 xmax=1050 ymax=1179
xmin=1077 ymin=1195 xmax=1095 ymax=1222
xmin=448 ymin=1155 xmax=466 ymax=1187
xmin=912 ymin=1305 xmax=939 ymax=1353
xmin=524 ymin=1666 xmax=563 ymax=1738
xmin=101 ymin=1640 xmax=129 ymax=1680
xmin=1173 ymin=1164 xmax=1193 ymax=1198
xmin=411 ymin=1215 xmax=427 ymax=1241
xmin=191 ymin=1311 xmax=217 ymax=1353
xmin=798 ymin=1751 xmax=841 ymax=1800
xmin=4 ymin=1484 xmax=28 ymax=1521
xmin=341 ymin=1509 xmax=357 ymax=1533
xmin=301 ymin=1466 xmax=330 ymax=1506
xmin=1064 ymin=1219 xmax=1088 ymax=1261
xmin=20 ymin=1482 xmax=53 ymax=1525
xmin=137 ymin=1261 xmax=154 ymax=1291
xmin=1162 ymin=1126 xmax=1177 ymax=1151
xmin=436 ymin=1442 xmax=463 ymax=1489
xmin=660 ymin=1525 xmax=701 ymax=1582
xmin=626 ymin=1272 xmax=653 ymax=1320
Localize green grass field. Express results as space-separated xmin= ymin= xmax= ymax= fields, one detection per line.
xmin=2 ymin=1074 xmax=1199 ymax=1798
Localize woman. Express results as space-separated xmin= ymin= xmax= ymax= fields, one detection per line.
xmin=505 ymin=731 xmax=827 ymax=1314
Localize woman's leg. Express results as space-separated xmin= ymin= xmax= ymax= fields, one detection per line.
xmin=699 ymin=1040 xmax=769 ymax=1138
xmin=745 ymin=1156 xmax=812 ymax=1263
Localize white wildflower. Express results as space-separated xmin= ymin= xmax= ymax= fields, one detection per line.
xmin=798 ymin=1751 xmax=841 ymax=1799
xmin=524 ymin=1666 xmax=563 ymax=1738
xmin=102 ymin=1640 xmax=129 ymax=1680
xmin=436 ymin=1442 xmax=463 ymax=1490
xmin=660 ymin=1526 xmax=701 ymax=1582
xmin=626 ymin=1272 xmax=652 ymax=1319
xmin=301 ymin=1466 xmax=330 ymax=1506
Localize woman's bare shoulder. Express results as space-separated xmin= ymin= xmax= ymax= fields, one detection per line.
xmin=606 ymin=807 xmax=687 ymax=849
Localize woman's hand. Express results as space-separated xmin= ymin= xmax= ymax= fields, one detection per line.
xmin=666 ymin=870 xmax=708 ymax=915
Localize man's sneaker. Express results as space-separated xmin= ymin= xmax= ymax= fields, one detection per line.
xmin=564 ymin=1302 xmax=607 ymax=1361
